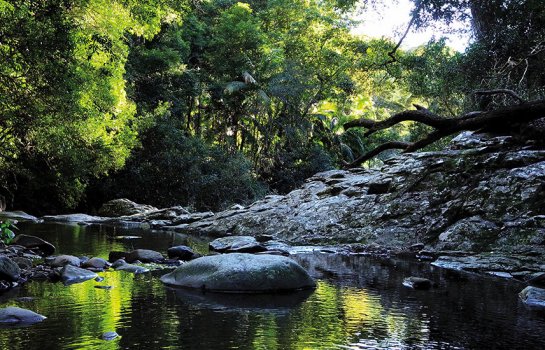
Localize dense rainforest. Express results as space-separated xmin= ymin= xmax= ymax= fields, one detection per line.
xmin=0 ymin=0 xmax=544 ymax=215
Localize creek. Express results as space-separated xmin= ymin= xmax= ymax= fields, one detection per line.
xmin=1 ymin=223 xmax=545 ymax=349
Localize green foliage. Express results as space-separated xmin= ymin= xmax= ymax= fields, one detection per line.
xmin=0 ymin=220 xmax=16 ymax=244
xmin=96 ymin=111 xmax=266 ymax=211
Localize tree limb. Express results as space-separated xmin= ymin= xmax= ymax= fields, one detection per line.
xmin=473 ymin=89 xmax=525 ymax=104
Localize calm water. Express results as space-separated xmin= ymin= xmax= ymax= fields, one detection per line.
xmin=1 ymin=223 xmax=545 ymax=349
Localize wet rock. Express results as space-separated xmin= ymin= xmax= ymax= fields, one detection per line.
xmin=519 ymin=286 xmax=545 ymax=308
xmin=60 ymin=265 xmax=98 ymax=285
xmin=46 ymin=255 xmax=81 ymax=268
xmin=98 ymin=198 xmax=157 ymax=217
xmin=0 ymin=307 xmax=46 ymax=325
xmin=402 ymin=277 xmax=434 ymax=290
xmin=11 ymin=257 xmax=32 ymax=270
xmin=11 ymin=234 xmax=55 ymax=256
xmin=209 ymin=236 xmax=266 ymax=253
xmin=527 ymin=273 xmax=545 ymax=287
xmin=0 ymin=256 xmax=21 ymax=281
xmin=126 ymin=249 xmax=163 ymax=263
xmin=101 ymin=331 xmax=119 ymax=340
xmin=167 ymin=246 xmax=196 ymax=261
xmin=108 ymin=251 xmax=128 ymax=262
xmin=82 ymin=257 xmax=111 ymax=270
xmin=42 ymin=213 xmax=107 ymax=223
xmin=111 ymin=259 xmax=149 ymax=274
xmin=0 ymin=211 xmax=41 ymax=223
xmin=160 ymin=253 xmax=316 ymax=292
xmin=95 ymin=285 xmax=113 ymax=290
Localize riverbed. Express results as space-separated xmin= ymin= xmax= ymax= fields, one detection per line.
xmin=1 ymin=223 xmax=545 ymax=349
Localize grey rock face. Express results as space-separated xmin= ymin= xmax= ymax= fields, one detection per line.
xmin=0 ymin=256 xmax=21 ymax=281
xmin=98 ymin=198 xmax=157 ymax=217
xmin=0 ymin=306 xmax=46 ymax=325
xmin=60 ymin=265 xmax=98 ymax=285
xmin=160 ymin=253 xmax=316 ymax=292
xmin=176 ymin=132 xmax=545 ymax=260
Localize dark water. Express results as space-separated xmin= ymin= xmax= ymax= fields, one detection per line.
xmin=1 ymin=223 xmax=545 ymax=349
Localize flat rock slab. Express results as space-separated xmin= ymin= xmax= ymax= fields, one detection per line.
xmin=0 ymin=211 xmax=41 ymax=223
xmin=160 ymin=253 xmax=316 ymax=293
xmin=209 ymin=236 xmax=266 ymax=253
xmin=60 ymin=265 xmax=98 ymax=285
xmin=11 ymin=234 xmax=56 ymax=256
xmin=42 ymin=214 xmax=107 ymax=223
xmin=0 ymin=307 xmax=46 ymax=325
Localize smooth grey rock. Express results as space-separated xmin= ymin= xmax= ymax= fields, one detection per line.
xmin=160 ymin=253 xmax=316 ymax=292
xmin=60 ymin=265 xmax=98 ymax=285
xmin=519 ymin=286 xmax=545 ymax=308
xmin=82 ymin=257 xmax=111 ymax=270
xmin=98 ymin=198 xmax=157 ymax=217
xmin=0 ymin=307 xmax=46 ymax=325
xmin=402 ymin=277 xmax=434 ymax=290
xmin=0 ymin=256 xmax=21 ymax=281
xmin=126 ymin=249 xmax=163 ymax=263
xmin=111 ymin=259 xmax=149 ymax=274
xmin=167 ymin=246 xmax=196 ymax=260
xmin=42 ymin=214 xmax=106 ymax=223
xmin=0 ymin=211 xmax=41 ymax=223
xmin=209 ymin=236 xmax=266 ymax=253
xmin=47 ymin=255 xmax=81 ymax=268
xmin=11 ymin=234 xmax=55 ymax=255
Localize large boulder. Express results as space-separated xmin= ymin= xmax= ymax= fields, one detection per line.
xmin=0 ymin=307 xmax=46 ymax=325
xmin=0 ymin=256 xmax=21 ymax=281
xmin=126 ymin=249 xmax=163 ymax=263
xmin=160 ymin=253 xmax=316 ymax=292
xmin=60 ymin=265 xmax=98 ymax=285
xmin=209 ymin=236 xmax=266 ymax=253
xmin=98 ymin=198 xmax=157 ymax=217
xmin=11 ymin=234 xmax=56 ymax=256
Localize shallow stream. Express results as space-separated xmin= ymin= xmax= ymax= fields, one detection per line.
xmin=1 ymin=223 xmax=545 ymax=349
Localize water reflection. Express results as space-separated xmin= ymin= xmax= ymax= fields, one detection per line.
xmin=1 ymin=224 xmax=545 ymax=349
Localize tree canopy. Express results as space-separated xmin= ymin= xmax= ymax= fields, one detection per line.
xmin=0 ymin=0 xmax=543 ymax=213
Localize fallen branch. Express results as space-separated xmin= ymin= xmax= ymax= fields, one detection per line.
xmin=343 ymin=98 xmax=545 ymax=168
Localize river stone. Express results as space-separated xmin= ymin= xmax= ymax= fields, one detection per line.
xmin=0 ymin=211 xmax=41 ymax=223
xmin=209 ymin=236 xmax=266 ymax=253
xmin=82 ymin=257 xmax=111 ymax=270
xmin=0 ymin=256 xmax=21 ymax=281
xmin=60 ymin=265 xmax=98 ymax=285
xmin=0 ymin=307 xmax=46 ymax=325
xmin=402 ymin=277 xmax=434 ymax=290
xmin=167 ymin=245 xmax=196 ymax=260
xmin=519 ymin=286 xmax=545 ymax=308
xmin=108 ymin=251 xmax=128 ymax=262
xmin=11 ymin=234 xmax=56 ymax=256
xmin=11 ymin=257 xmax=32 ymax=270
xmin=42 ymin=213 xmax=105 ymax=223
xmin=99 ymin=198 xmax=157 ymax=217
xmin=160 ymin=253 xmax=316 ymax=292
xmin=47 ymin=255 xmax=81 ymax=268
xmin=111 ymin=259 xmax=149 ymax=274
xmin=126 ymin=249 xmax=163 ymax=263
xmin=101 ymin=331 xmax=119 ymax=340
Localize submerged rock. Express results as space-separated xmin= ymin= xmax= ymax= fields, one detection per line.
xmin=402 ymin=277 xmax=434 ymax=290
xmin=60 ymin=265 xmax=98 ymax=285
xmin=160 ymin=253 xmax=316 ymax=292
xmin=0 ymin=307 xmax=46 ymax=325
xmin=519 ymin=286 xmax=545 ymax=308
xmin=209 ymin=236 xmax=266 ymax=253
xmin=111 ymin=259 xmax=149 ymax=274
xmin=11 ymin=234 xmax=55 ymax=256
